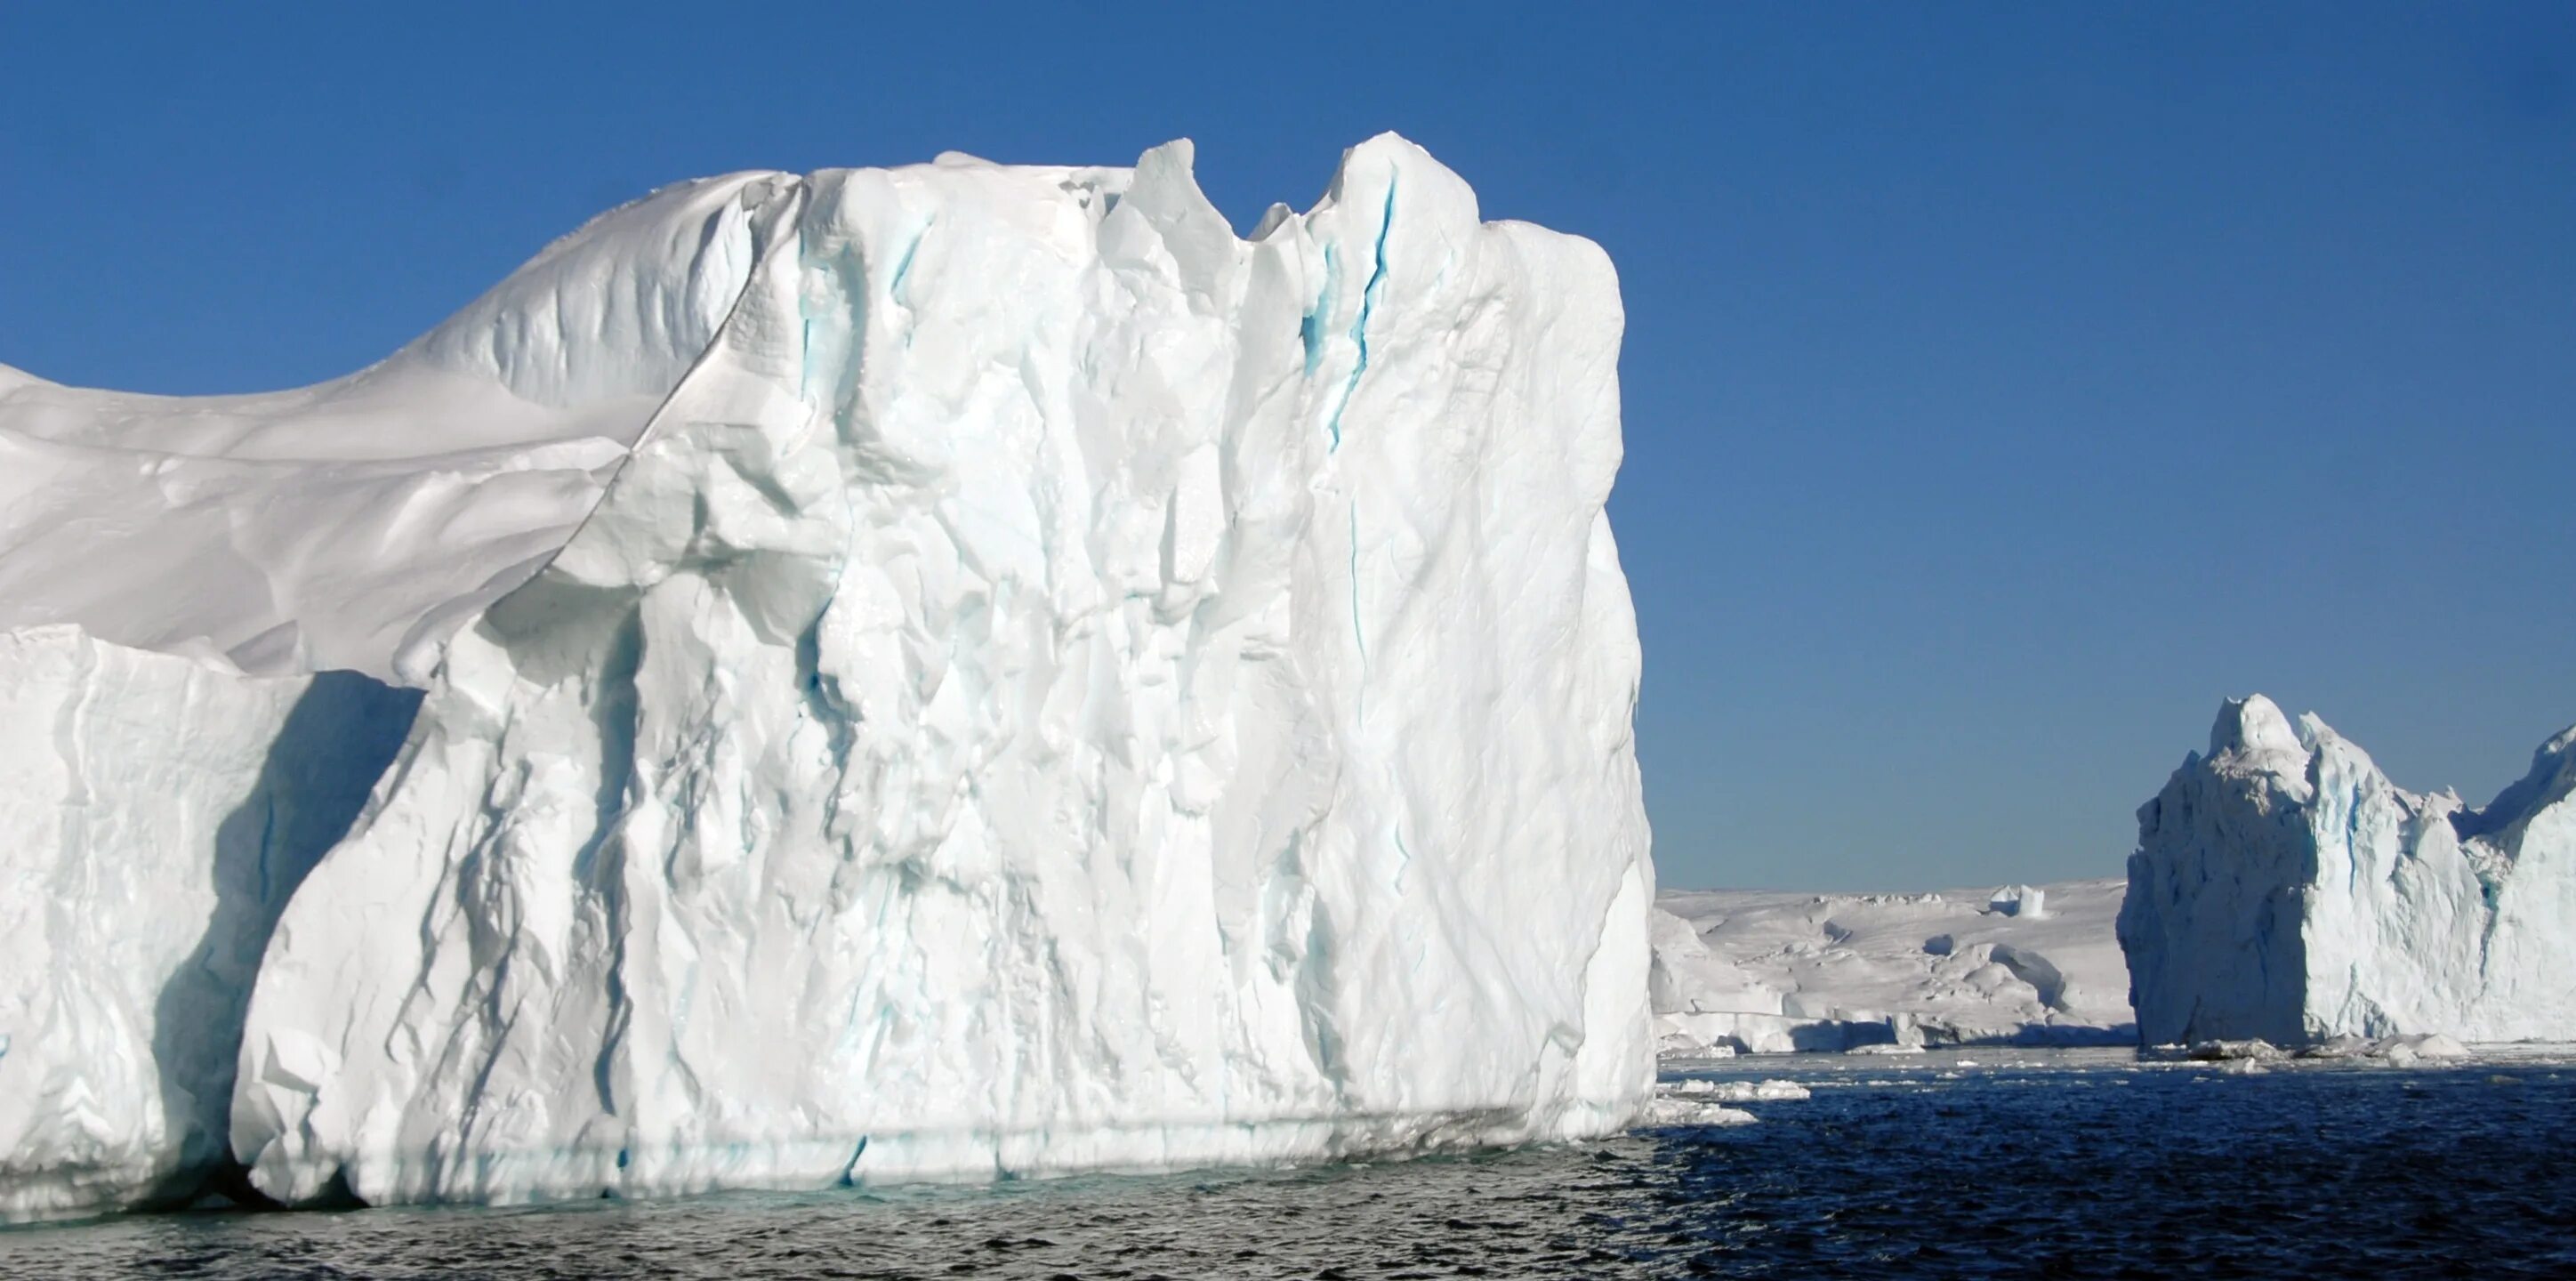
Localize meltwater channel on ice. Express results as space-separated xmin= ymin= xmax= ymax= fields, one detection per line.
xmin=0 ymin=135 xmax=1654 ymax=1223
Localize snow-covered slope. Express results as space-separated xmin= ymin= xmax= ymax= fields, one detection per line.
xmin=0 ymin=135 xmax=1650 ymax=1220
xmin=0 ymin=174 xmax=769 ymax=683
xmin=2121 ymin=696 xmax=2576 ymax=1046
xmin=1654 ymin=879 xmax=2135 ymax=1053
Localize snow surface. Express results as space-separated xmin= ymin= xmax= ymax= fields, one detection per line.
xmin=1651 ymin=879 xmax=2136 ymax=1054
xmin=0 ymin=174 xmax=769 ymax=684
xmin=0 ymin=135 xmax=1651 ymax=1220
xmin=2121 ymin=697 xmax=2576 ymax=1046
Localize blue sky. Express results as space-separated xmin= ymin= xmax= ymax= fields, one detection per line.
xmin=3 ymin=4 xmax=2569 ymax=891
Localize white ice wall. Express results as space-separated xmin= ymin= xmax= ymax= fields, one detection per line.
xmin=221 ymin=136 xmax=1652 ymax=1208
xmin=0 ymin=628 xmax=415 ymax=1222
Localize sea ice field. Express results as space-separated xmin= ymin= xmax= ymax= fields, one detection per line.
xmin=6 ymin=1046 xmax=2571 ymax=1279
xmin=1651 ymin=878 xmax=2135 ymax=1054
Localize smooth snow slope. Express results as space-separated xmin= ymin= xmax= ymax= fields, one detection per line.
xmin=1654 ymin=880 xmax=2135 ymax=1052
xmin=2121 ymin=696 xmax=2576 ymax=1045
xmin=224 ymin=136 xmax=1650 ymax=1208
xmin=0 ymin=174 xmax=771 ymax=683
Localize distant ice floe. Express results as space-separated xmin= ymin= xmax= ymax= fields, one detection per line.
xmin=2149 ymin=1033 xmax=2475 ymax=1067
xmin=1662 ymin=1078 xmax=1812 ymax=1102
xmin=1641 ymin=1099 xmax=1759 ymax=1127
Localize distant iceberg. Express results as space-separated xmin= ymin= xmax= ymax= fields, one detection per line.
xmin=2120 ymin=696 xmax=2576 ymax=1046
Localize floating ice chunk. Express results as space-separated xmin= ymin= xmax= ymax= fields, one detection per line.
xmin=2296 ymin=1035 xmax=2377 ymax=1060
xmin=1661 ymin=1079 xmax=1811 ymax=1101
xmin=2374 ymin=1034 xmax=2471 ymax=1067
xmin=1642 ymin=1099 xmax=1759 ymax=1127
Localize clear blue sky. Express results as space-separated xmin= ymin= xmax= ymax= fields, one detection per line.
xmin=4 ymin=4 xmax=2569 ymax=891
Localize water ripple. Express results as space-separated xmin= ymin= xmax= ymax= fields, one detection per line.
xmin=7 ymin=1050 xmax=2572 ymax=1278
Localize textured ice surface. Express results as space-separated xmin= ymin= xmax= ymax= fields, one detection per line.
xmin=0 ymin=174 xmax=777 ymax=1224
xmin=0 ymin=138 xmax=1648 ymax=1219
xmin=178 ymin=135 xmax=1652 ymax=1209
xmin=2121 ymin=696 xmax=2576 ymax=1045
xmin=1652 ymin=880 xmax=2135 ymax=1054
xmin=0 ymin=628 xmax=416 ymax=1221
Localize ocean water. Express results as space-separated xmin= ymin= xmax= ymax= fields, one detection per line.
xmin=7 ymin=1048 xmax=2572 ymax=1279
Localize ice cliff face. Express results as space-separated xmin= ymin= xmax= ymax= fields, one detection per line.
xmin=0 ymin=629 xmax=416 ymax=1221
xmin=0 ymin=136 xmax=1651 ymax=1219
xmin=2121 ymin=696 xmax=2576 ymax=1045
xmin=0 ymin=174 xmax=778 ymax=1223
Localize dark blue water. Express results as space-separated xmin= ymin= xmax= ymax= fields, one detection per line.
xmin=7 ymin=1049 xmax=2572 ymax=1278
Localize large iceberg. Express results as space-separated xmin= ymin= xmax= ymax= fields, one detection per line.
xmin=0 ymin=136 xmax=1652 ymax=1220
xmin=2120 ymin=696 xmax=2576 ymax=1045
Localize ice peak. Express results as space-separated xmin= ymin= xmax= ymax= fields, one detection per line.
xmin=2454 ymin=720 xmax=2576 ymax=845
xmin=2129 ymin=699 xmax=2576 ymax=1044
xmin=2209 ymin=694 xmax=2306 ymax=761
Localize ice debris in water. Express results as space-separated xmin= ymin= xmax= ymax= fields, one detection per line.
xmin=1639 ymin=1075 xmax=1803 ymax=1128
xmin=1662 ymin=1079 xmax=1812 ymax=1102
xmin=1641 ymin=1096 xmax=1760 ymax=1128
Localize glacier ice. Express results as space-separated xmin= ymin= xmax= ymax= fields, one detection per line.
xmin=1651 ymin=881 xmax=2136 ymax=1054
xmin=1986 ymin=884 xmax=2046 ymax=919
xmin=0 ymin=135 xmax=1651 ymax=1219
xmin=0 ymin=628 xmax=416 ymax=1221
xmin=0 ymin=174 xmax=784 ymax=1223
xmin=2120 ymin=695 xmax=2576 ymax=1046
